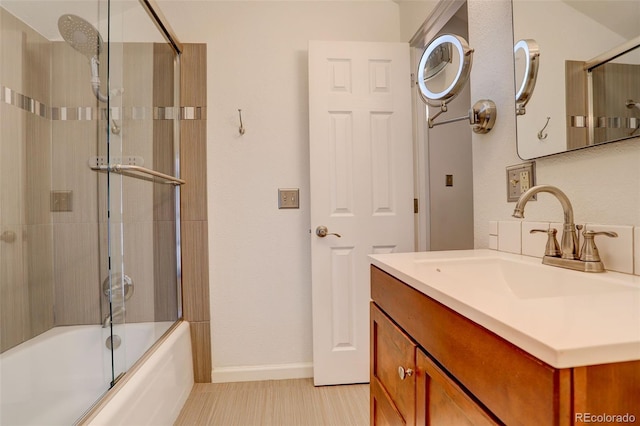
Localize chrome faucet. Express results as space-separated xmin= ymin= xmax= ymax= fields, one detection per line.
xmin=512 ymin=184 xmax=617 ymax=272
xmin=512 ymin=184 xmax=579 ymax=259
xmin=102 ymin=307 xmax=125 ymax=328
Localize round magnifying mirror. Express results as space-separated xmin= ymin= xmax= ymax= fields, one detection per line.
xmin=417 ymin=34 xmax=473 ymax=107
xmin=514 ymin=39 xmax=539 ymax=115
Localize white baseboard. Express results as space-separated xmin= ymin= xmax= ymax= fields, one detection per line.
xmin=211 ymin=362 xmax=313 ymax=383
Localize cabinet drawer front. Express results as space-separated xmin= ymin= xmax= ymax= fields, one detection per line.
xmin=372 ymin=266 xmax=569 ymax=425
xmin=371 ymin=304 xmax=416 ymax=425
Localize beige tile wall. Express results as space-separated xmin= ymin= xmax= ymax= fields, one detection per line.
xmin=50 ymin=38 xmax=102 ymax=326
xmin=152 ymin=43 xmax=179 ymax=322
xmin=180 ymin=43 xmax=211 ymax=382
xmin=1 ymin=8 xmax=55 ymax=352
xmin=52 ymin=42 xmax=173 ymax=326
xmin=1 ymin=8 xmax=194 ymax=361
xmin=1 ymin=6 xmax=185 ymax=352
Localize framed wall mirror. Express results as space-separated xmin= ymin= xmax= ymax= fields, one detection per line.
xmin=512 ymin=0 xmax=640 ymax=159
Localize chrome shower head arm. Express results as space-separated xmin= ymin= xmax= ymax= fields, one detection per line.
xmin=89 ymin=56 xmax=108 ymax=103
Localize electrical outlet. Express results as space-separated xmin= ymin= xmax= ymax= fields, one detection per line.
xmin=506 ymin=162 xmax=535 ymax=202
xmin=520 ymin=170 xmax=530 ymax=191
xmin=278 ymin=188 xmax=299 ymax=209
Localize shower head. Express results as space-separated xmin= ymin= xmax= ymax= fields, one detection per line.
xmin=58 ymin=14 xmax=103 ymax=58
xmin=58 ymin=14 xmax=108 ymax=103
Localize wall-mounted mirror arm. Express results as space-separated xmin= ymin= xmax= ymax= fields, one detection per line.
xmin=427 ymin=101 xmax=449 ymax=127
xmin=428 ymin=99 xmax=497 ymax=134
xmin=429 ymin=111 xmax=467 ymax=128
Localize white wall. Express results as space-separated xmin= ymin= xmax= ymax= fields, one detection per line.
xmin=155 ymin=1 xmax=401 ymax=379
xmin=468 ymin=0 xmax=640 ymax=248
xmin=157 ymin=0 xmax=640 ymax=379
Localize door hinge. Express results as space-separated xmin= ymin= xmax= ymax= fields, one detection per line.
xmin=413 ymin=198 xmax=419 ymax=214
xmin=410 ymin=73 xmax=416 ymax=87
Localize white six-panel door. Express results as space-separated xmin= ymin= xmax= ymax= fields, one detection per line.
xmin=309 ymin=41 xmax=414 ymax=385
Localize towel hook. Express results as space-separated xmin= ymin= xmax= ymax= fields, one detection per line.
xmin=537 ymin=116 xmax=550 ymax=140
xmin=238 ymin=109 xmax=245 ymax=135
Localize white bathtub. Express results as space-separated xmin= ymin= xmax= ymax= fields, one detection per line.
xmin=0 ymin=321 xmax=192 ymax=426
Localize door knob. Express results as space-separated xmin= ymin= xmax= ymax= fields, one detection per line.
xmin=315 ymin=226 xmax=341 ymax=238
xmin=398 ymin=366 xmax=413 ymax=380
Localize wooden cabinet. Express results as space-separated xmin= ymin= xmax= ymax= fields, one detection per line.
xmin=371 ymin=265 xmax=640 ymax=426
xmin=371 ymin=304 xmax=416 ymax=425
xmin=371 ymin=304 xmax=497 ymax=426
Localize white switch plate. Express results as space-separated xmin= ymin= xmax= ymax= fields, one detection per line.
xmin=278 ymin=188 xmax=299 ymax=209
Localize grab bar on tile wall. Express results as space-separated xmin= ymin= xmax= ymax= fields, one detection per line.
xmin=90 ymin=164 xmax=185 ymax=185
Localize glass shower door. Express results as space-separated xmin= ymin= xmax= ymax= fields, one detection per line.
xmin=0 ymin=0 xmax=181 ymax=422
xmin=101 ymin=0 xmax=181 ymax=385
xmin=0 ymin=0 xmax=117 ymax=422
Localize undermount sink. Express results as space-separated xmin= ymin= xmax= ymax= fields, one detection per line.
xmin=412 ymin=256 xmax=637 ymax=300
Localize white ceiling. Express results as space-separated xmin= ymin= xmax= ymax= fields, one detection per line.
xmin=3 ymin=0 xmax=639 ymax=43
xmin=1 ymin=0 xmax=162 ymax=41
xmin=564 ymin=0 xmax=639 ymax=40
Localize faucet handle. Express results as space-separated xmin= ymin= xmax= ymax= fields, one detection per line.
xmin=580 ymin=230 xmax=618 ymax=262
xmin=530 ymin=228 xmax=561 ymax=257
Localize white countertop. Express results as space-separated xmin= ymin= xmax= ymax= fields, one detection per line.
xmin=370 ymin=249 xmax=640 ymax=369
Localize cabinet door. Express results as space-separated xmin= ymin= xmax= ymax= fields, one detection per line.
xmin=371 ymin=304 xmax=416 ymax=425
xmin=416 ymin=349 xmax=499 ymax=425
xmin=371 ymin=380 xmax=406 ymax=426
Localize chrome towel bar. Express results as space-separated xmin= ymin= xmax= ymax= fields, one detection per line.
xmin=90 ymin=164 xmax=185 ymax=185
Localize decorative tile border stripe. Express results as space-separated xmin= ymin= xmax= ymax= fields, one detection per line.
xmin=1 ymin=86 xmax=47 ymax=118
xmin=179 ymin=106 xmax=206 ymax=120
xmin=50 ymin=106 xmax=100 ymax=121
xmin=1 ymin=86 xmax=205 ymax=120
xmin=570 ymin=115 xmax=640 ymax=129
xmin=152 ymin=106 xmax=207 ymax=120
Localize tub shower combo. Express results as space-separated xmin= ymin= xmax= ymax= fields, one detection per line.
xmin=0 ymin=0 xmax=190 ymax=424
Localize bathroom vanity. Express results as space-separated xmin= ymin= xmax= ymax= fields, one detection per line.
xmin=370 ymin=250 xmax=640 ymax=425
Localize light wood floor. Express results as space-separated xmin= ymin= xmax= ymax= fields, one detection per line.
xmin=174 ymin=378 xmax=369 ymax=426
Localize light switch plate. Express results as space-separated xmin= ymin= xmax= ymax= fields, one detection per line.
xmin=278 ymin=188 xmax=299 ymax=209
xmin=506 ymin=162 xmax=536 ymax=202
